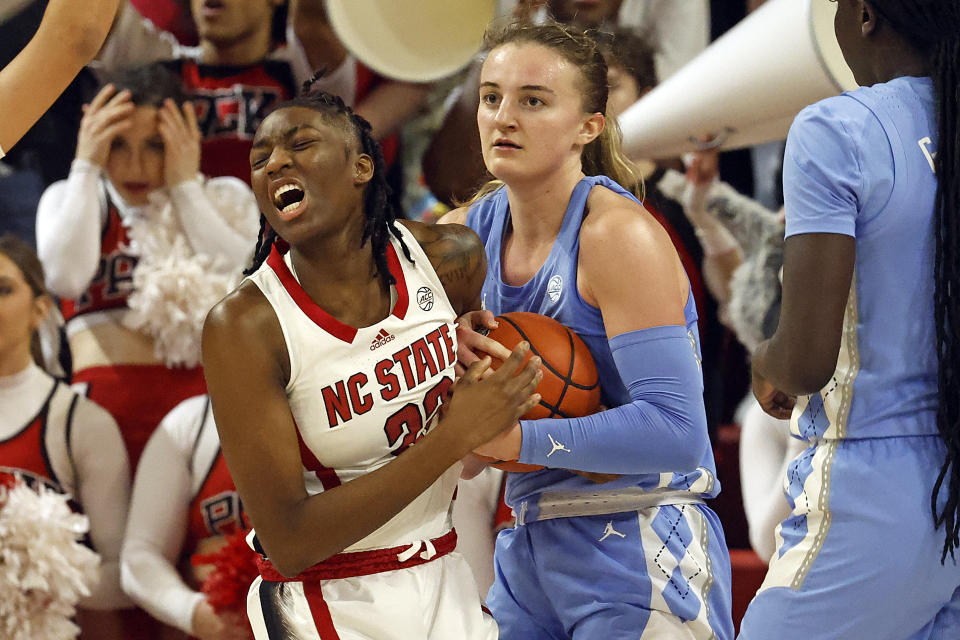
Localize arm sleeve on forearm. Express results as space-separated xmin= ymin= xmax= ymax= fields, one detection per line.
xmin=120 ymin=403 xmax=205 ymax=633
xmin=72 ymin=400 xmax=133 ymax=609
xmin=35 ymin=160 xmax=105 ymax=298
xmin=169 ymin=176 xmax=259 ymax=270
xmin=517 ymin=325 xmax=709 ymax=474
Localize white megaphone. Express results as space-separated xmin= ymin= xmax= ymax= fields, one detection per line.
xmin=325 ymin=0 xmax=496 ymax=83
xmin=619 ymin=0 xmax=858 ymax=159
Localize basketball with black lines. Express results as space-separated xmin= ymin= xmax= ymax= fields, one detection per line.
xmin=487 ymin=312 xmax=602 ymax=420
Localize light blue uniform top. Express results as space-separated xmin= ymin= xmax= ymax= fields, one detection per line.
xmin=784 ymin=76 xmax=939 ymax=440
xmin=466 ymin=175 xmax=719 ymax=513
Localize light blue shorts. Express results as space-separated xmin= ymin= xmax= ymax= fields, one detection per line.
xmin=488 ymin=503 xmax=734 ymax=639
xmin=739 ymin=435 xmax=960 ymax=640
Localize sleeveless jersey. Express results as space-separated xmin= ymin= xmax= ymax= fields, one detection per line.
xmin=184 ymin=398 xmax=248 ymax=557
xmin=0 ymin=381 xmax=81 ymax=504
xmin=783 ymin=76 xmax=939 ymax=440
xmin=246 ymin=224 xmax=460 ymax=552
xmin=60 ymin=189 xmax=137 ymax=324
xmin=466 ymin=175 xmax=719 ymax=508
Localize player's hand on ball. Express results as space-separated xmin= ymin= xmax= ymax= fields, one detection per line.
xmin=454 ymin=310 xmax=512 ymax=378
xmin=442 ymin=342 xmax=541 ymax=455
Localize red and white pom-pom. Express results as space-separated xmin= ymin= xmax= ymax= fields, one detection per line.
xmin=123 ymin=195 xmax=239 ymax=368
xmin=192 ymin=529 xmax=258 ymax=635
xmin=0 ymin=481 xmax=100 ymax=640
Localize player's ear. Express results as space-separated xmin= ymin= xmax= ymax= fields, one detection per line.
xmin=859 ymin=0 xmax=878 ymax=36
xmin=577 ymin=112 xmax=604 ymax=147
xmin=354 ymin=154 xmax=374 ymax=186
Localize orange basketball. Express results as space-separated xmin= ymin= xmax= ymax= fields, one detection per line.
xmin=475 ymin=312 xmax=602 ymax=473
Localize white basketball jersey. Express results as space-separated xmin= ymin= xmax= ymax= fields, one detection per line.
xmin=247 ymin=224 xmax=460 ymax=552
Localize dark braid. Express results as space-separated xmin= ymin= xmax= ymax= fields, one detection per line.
xmin=870 ymin=0 xmax=960 ymax=562
xmin=243 ymin=213 xmax=277 ymax=276
xmin=243 ymin=71 xmax=413 ymax=289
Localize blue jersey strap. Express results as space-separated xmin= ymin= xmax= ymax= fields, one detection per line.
xmin=517 ymin=325 xmax=709 ymax=474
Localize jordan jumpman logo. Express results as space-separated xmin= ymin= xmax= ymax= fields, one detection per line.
xmin=599 ymin=521 xmax=627 ymax=542
xmin=546 ymin=434 xmax=571 ymax=457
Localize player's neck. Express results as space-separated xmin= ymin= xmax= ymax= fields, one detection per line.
xmin=504 ymin=162 xmax=584 ymax=249
xmin=287 ymin=225 xmax=392 ymax=326
xmin=200 ymin=32 xmax=272 ymax=66
xmin=861 ymin=37 xmax=928 ymax=85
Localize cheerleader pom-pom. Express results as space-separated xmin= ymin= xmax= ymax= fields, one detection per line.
xmin=192 ymin=529 xmax=258 ymax=630
xmin=0 ymin=482 xmax=100 ymax=640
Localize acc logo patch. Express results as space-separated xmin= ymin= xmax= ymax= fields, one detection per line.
xmin=547 ymin=275 xmax=563 ymax=302
xmin=417 ymin=286 xmax=434 ymax=311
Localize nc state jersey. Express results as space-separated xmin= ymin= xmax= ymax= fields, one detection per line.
xmin=61 ymin=194 xmax=137 ymax=323
xmin=246 ymin=224 xmax=459 ymax=552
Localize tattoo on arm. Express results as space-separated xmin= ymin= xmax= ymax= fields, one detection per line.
xmin=419 ymin=224 xmax=486 ymax=313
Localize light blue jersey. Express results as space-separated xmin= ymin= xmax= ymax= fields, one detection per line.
xmin=783 ymin=76 xmax=939 ymax=441
xmin=740 ymin=77 xmax=959 ymax=640
xmin=467 ymin=176 xmax=733 ymax=640
xmin=466 ymin=175 xmax=720 ymax=509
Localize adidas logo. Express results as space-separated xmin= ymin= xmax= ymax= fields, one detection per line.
xmin=370 ymin=328 xmax=395 ymax=351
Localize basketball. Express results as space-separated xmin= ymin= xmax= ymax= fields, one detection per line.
xmin=475 ymin=312 xmax=602 ymax=473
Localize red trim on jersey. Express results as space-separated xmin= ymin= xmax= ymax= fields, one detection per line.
xmin=294 ymin=418 xmax=341 ymax=491
xmin=256 ymin=529 xmax=457 ymax=581
xmin=386 ymin=242 xmax=409 ymax=320
xmin=266 ymin=243 xmax=410 ymax=343
xmin=303 ymin=582 xmax=342 ymax=639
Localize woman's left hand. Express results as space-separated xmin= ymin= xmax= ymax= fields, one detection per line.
xmin=472 ymin=423 xmax=522 ymax=461
xmin=158 ymin=98 xmax=202 ymax=187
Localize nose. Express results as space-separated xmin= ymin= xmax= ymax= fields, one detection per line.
xmin=130 ymin=149 xmax=147 ymax=177
xmin=493 ymin=100 xmax=517 ymax=131
xmin=264 ymin=146 xmax=293 ymax=176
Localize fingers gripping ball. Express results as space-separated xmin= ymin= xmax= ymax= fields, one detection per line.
xmin=477 ymin=312 xmax=602 ymax=473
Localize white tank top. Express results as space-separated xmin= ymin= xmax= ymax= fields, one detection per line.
xmin=246 ymin=224 xmax=460 ymax=552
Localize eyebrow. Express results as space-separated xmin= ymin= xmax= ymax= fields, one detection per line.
xmin=480 ymin=81 xmax=555 ymax=94
xmin=251 ymin=124 xmax=323 ymax=150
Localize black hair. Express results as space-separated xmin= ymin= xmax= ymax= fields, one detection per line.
xmin=592 ymin=27 xmax=658 ymax=91
xmin=244 ymin=72 xmax=412 ymax=291
xmin=867 ymin=0 xmax=960 ymax=563
xmin=100 ymin=63 xmax=188 ymax=107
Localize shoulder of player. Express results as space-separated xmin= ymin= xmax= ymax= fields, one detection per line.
xmin=397 ymin=218 xmax=484 ymax=274
xmin=436 ymin=206 xmax=469 ymax=225
xmin=204 ymin=281 xmax=278 ymax=349
xmin=794 ymin=92 xmax=884 ymax=144
xmin=581 ymin=186 xmax=669 ymax=262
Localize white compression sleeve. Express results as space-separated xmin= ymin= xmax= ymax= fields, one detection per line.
xmin=120 ymin=396 xmax=208 ymax=634
xmin=35 ymin=160 xmax=106 ymax=299
xmin=72 ymin=398 xmax=133 ymax=609
xmin=168 ymin=176 xmax=259 ymax=270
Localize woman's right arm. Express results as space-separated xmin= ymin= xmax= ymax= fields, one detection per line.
xmin=202 ymin=283 xmax=540 ymax=578
xmin=36 ymin=85 xmax=133 ymax=298
xmin=0 ymin=0 xmax=120 ymax=154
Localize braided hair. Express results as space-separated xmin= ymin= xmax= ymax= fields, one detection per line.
xmin=244 ymin=73 xmax=412 ymax=291
xmin=867 ymin=0 xmax=960 ymax=562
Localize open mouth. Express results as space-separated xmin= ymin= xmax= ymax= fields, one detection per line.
xmin=273 ymin=183 xmax=306 ymax=219
xmin=493 ymin=140 xmax=522 ymax=150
